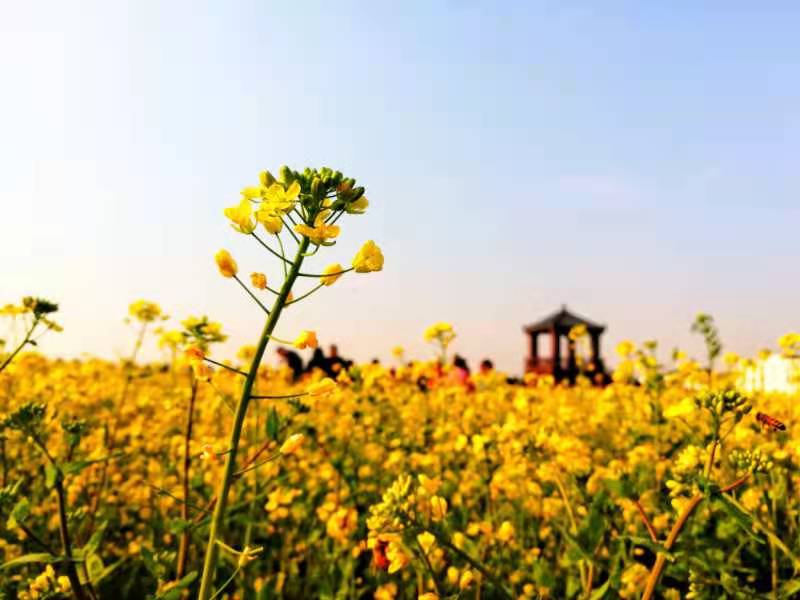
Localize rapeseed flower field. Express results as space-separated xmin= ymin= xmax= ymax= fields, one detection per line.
xmin=1 ymin=168 xmax=799 ymax=599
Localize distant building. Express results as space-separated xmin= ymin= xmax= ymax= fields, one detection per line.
xmin=741 ymin=354 xmax=800 ymax=394
xmin=523 ymin=305 xmax=607 ymax=384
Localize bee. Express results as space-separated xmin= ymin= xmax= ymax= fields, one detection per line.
xmin=756 ymin=412 xmax=786 ymax=432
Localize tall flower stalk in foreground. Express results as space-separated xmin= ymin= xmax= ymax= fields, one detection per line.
xmin=197 ymin=166 xmax=383 ymax=598
xmin=0 ymin=297 xmax=61 ymax=375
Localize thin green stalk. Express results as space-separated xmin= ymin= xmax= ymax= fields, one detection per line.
xmin=251 ymin=232 xmax=293 ymax=266
xmin=28 ymin=432 xmax=87 ymax=600
xmin=0 ymin=317 xmax=39 ymax=374
xmin=197 ymin=236 xmax=310 ymax=599
xmin=302 ymin=243 xmax=321 ymax=257
xmin=281 ymin=216 xmax=300 ymax=244
xmin=433 ymin=531 xmax=512 ymax=600
xmin=297 ymin=267 xmax=353 ymax=278
xmin=233 ymin=275 xmax=271 ymax=314
xmin=176 ymin=376 xmax=198 ymax=580
xmin=414 ymin=536 xmax=442 ymax=597
xmin=276 ymin=234 xmax=288 ymax=278
xmin=769 ymin=472 xmax=779 ymax=599
xmin=286 ymin=284 xmax=324 ymax=306
xmin=208 ymin=567 xmax=241 ymax=600
xmin=203 ymin=357 xmax=247 ymax=377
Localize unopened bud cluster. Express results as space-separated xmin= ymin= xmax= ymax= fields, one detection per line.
xmin=729 ymin=448 xmax=773 ymax=474
xmin=685 ymin=569 xmax=706 ymax=599
xmin=694 ymin=390 xmax=751 ymax=418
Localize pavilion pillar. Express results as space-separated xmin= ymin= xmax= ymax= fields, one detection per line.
xmin=590 ymin=332 xmax=600 ymax=364
xmin=567 ymin=338 xmax=577 ymax=382
xmin=530 ymin=333 xmax=539 ymax=364
xmin=551 ymin=327 xmax=561 ymax=378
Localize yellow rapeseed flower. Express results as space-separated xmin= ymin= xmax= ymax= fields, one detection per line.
xmin=295 ymin=212 xmax=341 ymax=245
xmin=459 ymin=570 xmax=475 ymax=590
xmin=129 ymin=300 xmax=163 ymax=323
xmin=430 ymin=495 xmax=448 ymax=521
xmin=616 ymin=340 xmax=635 ymax=357
xmin=280 ymin=433 xmax=305 ymax=456
xmin=320 ymin=263 xmax=345 ymax=287
xmin=293 ymin=330 xmax=318 ymax=349
xmin=307 ymin=377 xmax=337 ymax=396
xmin=352 ymin=240 xmax=384 ymax=273
xmin=250 ymin=272 xmax=267 ymax=290
xmin=496 ymin=520 xmax=515 ymax=543
xmin=262 ymin=181 xmax=301 ymax=214
xmin=346 ymin=195 xmax=369 ymax=214
xmin=215 ymin=249 xmax=238 ymax=278
xmin=223 ymin=197 xmax=257 ymax=234
xmin=255 ymin=207 xmax=284 ymax=234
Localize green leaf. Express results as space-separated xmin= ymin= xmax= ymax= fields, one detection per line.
xmin=6 ymin=497 xmax=30 ymax=529
xmin=779 ymin=579 xmax=800 ymax=599
xmin=589 ymin=579 xmax=612 ymax=600
xmin=578 ymin=492 xmax=608 ymax=551
xmin=80 ymin=521 xmax=107 ymax=557
xmin=266 ymin=407 xmax=280 ymax=441
xmin=555 ymin=522 xmax=600 ymax=567
xmin=714 ymin=494 xmax=764 ymax=544
xmin=63 ymin=454 xmax=122 ymax=477
xmin=85 ymin=553 xmax=104 ymax=582
xmin=603 ymin=477 xmax=634 ymax=498
xmin=154 ymin=571 xmax=198 ymax=600
xmin=168 ymin=518 xmax=193 ymax=535
xmin=88 ymin=557 xmax=124 ymax=585
xmin=45 ymin=463 xmax=60 ymax=489
xmin=1 ymin=552 xmax=61 ymax=570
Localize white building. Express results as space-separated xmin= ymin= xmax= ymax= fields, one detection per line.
xmin=741 ymin=354 xmax=800 ymax=394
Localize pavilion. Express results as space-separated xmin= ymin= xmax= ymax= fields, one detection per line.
xmin=523 ymin=305 xmax=607 ymax=383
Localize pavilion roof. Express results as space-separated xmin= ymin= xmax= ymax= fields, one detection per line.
xmin=523 ymin=305 xmax=605 ymax=334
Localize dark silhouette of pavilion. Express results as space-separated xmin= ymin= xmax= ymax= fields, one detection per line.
xmin=523 ymin=305 xmax=607 ymax=383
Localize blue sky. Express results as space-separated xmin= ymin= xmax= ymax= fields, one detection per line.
xmin=1 ymin=2 xmax=798 ymax=373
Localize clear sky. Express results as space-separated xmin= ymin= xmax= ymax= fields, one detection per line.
xmin=2 ymin=2 xmax=798 ymax=373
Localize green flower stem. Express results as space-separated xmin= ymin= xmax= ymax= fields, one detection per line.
xmin=276 ymin=233 xmax=289 ymax=278
xmin=414 ymin=536 xmax=442 ymax=597
xmin=28 ymin=433 xmax=87 ymax=600
xmin=208 ymin=567 xmax=241 ymax=600
xmin=197 ymin=236 xmax=310 ymax=600
xmin=233 ymin=453 xmax=281 ymax=477
xmin=431 ymin=530 xmax=512 ymax=600
xmin=302 ymin=244 xmax=321 ymax=258
xmin=281 ymin=216 xmax=301 ymax=243
xmin=265 ymin=334 xmax=293 ymax=345
xmin=233 ymin=275 xmax=271 ymax=314
xmin=176 ymin=376 xmax=198 ymax=580
xmin=0 ymin=316 xmax=39 ymax=374
xmin=297 ymin=267 xmax=353 ymax=278
xmin=203 ymin=357 xmax=248 ymax=377
xmin=251 ymin=232 xmax=293 ymax=266
xmin=286 ymin=283 xmax=324 ymax=306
